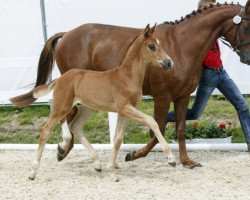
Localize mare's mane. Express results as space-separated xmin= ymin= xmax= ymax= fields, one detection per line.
xmin=164 ymin=2 xmax=240 ymax=25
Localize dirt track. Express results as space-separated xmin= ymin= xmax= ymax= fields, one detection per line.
xmin=1 ymin=149 xmax=250 ymax=200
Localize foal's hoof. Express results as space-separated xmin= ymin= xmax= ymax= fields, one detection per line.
xmin=125 ymin=151 xmax=135 ymax=162
xmin=95 ymin=167 xmax=102 ymax=172
xmin=94 ymin=161 xmax=102 ymax=172
xmin=168 ymin=162 xmax=176 ymax=167
xmin=28 ymin=173 xmax=36 ymax=180
xmin=57 ymin=145 xmax=65 ymax=162
xmin=167 ymin=155 xmax=176 ymax=167
xmin=28 ymin=176 xmax=35 ymax=181
xmin=106 ymin=162 xmax=120 ymax=172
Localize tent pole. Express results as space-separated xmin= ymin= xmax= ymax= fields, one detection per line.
xmin=40 ymin=0 xmax=53 ymax=108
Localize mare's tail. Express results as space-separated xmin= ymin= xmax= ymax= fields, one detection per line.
xmin=10 ymin=32 xmax=66 ymax=107
xmin=33 ymin=79 xmax=57 ymax=99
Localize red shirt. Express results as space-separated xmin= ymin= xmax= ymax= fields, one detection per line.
xmin=202 ymin=40 xmax=222 ymax=69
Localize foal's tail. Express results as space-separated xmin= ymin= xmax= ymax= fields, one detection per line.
xmin=10 ymin=32 xmax=66 ymax=107
xmin=33 ymin=79 xmax=57 ymax=99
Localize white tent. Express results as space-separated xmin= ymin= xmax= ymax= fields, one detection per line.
xmin=0 ymin=0 xmax=250 ymax=105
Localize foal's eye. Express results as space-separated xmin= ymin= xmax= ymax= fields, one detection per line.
xmin=148 ymin=44 xmax=156 ymax=51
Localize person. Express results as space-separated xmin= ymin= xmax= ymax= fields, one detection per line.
xmin=167 ymin=0 xmax=250 ymax=152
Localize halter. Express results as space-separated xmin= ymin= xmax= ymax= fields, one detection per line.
xmin=220 ymin=6 xmax=250 ymax=53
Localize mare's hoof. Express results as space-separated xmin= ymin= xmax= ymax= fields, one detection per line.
xmin=125 ymin=151 xmax=134 ymax=162
xmin=185 ymin=163 xmax=203 ymax=169
xmin=57 ymin=145 xmax=65 ymax=162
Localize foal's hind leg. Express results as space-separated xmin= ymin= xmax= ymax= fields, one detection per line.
xmin=69 ymin=105 xmax=101 ymax=172
xmin=122 ymin=105 xmax=176 ymax=166
xmin=57 ymin=106 xmax=78 ymax=161
xmin=107 ymin=116 xmax=127 ymax=171
xmin=29 ymin=116 xmax=60 ymax=180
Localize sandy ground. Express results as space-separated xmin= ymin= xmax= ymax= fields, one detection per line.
xmin=0 ymin=149 xmax=250 ymax=200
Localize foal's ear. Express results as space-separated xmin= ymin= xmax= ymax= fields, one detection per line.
xmin=245 ymin=0 xmax=250 ymax=14
xmin=143 ymin=24 xmax=151 ymax=38
xmin=149 ymin=23 xmax=157 ymax=35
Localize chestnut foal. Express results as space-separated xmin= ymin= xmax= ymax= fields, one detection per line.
xmin=28 ymin=25 xmax=175 ymax=180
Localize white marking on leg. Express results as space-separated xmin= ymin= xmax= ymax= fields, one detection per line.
xmin=60 ymin=121 xmax=72 ymax=150
xmin=29 ymin=160 xmax=40 ymax=180
xmin=29 ymin=117 xmax=58 ymax=180
xmin=107 ymin=117 xmax=126 ymax=171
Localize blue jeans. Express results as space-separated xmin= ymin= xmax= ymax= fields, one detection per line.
xmin=167 ymin=66 xmax=250 ymax=144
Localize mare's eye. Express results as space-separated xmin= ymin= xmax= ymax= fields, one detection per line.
xmin=148 ymin=44 xmax=156 ymax=52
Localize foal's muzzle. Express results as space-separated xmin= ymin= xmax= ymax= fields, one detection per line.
xmin=161 ymin=58 xmax=173 ymax=70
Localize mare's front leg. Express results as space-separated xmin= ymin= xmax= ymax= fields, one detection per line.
xmin=125 ymin=98 xmax=170 ymax=161
xmin=174 ymin=96 xmax=202 ymax=168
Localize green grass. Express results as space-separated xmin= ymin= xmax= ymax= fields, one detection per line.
xmin=0 ymin=96 xmax=249 ymax=144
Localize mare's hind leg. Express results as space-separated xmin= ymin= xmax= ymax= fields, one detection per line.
xmin=122 ymin=104 xmax=176 ymax=166
xmin=69 ymin=105 xmax=101 ymax=172
xmin=29 ymin=116 xmax=60 ymax=180
xmin=57 ymin=106 xmax=78 ymax=161
xmin=106 ymin=116 xmax=127 ymax=171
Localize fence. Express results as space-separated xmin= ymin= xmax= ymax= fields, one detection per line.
xmin=0 ymin=1 xmax=249 ymax=150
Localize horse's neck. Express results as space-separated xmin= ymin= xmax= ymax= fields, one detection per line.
xmin=117 ymin=38 xmax=145 ymax=83
xmin=163 ymin=5 xmax=239 ymax=69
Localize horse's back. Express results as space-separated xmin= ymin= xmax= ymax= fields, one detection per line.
xmin=55 ymin=23 xmax=141 ymax=73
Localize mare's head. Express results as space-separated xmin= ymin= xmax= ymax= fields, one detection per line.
xmin=140 ymin=24 xmax=173 ymax=70
xmin=221 ymin=0 xmax=250 ymax=65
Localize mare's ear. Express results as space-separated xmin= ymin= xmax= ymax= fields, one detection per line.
xmin=245 ymin=0 xmax=250 ymax=14
xmin=149 ymin=23 xmax=157 ymax=35
xmin=143 ymin=24 xmax=151 ymax=38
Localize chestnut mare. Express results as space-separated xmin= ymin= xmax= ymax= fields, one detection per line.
xmin=28 ymin=25 xmax=174 ymax=180
xmin=11 ymin=2 xmax=250 ymax=168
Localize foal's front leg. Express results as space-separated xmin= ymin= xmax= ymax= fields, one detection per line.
xmin=107 ymin=116 xmax=127 ymax=171
xmin=125 ymin=98 xmax=170 ymax=161
xmin=123 ymin=105 xmax=176 ymax=166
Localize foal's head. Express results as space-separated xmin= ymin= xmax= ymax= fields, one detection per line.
xmin=140 ymin=24 xmax=174 ymax=70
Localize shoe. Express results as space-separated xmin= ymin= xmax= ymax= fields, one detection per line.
xmin=248 ymin=144 xmax=250 ymax=153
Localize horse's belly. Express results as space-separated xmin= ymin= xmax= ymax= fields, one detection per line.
xmin=56 ymin=24 xmax=141 ymax=72
xmin=77 ymin=98 xmax=117 ymax=112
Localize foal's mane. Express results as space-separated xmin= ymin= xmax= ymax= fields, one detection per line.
xmin=164 ymin=2 xmax=240 ymax=25
xmin=118 ymin=32 xmax=144 ymax=66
